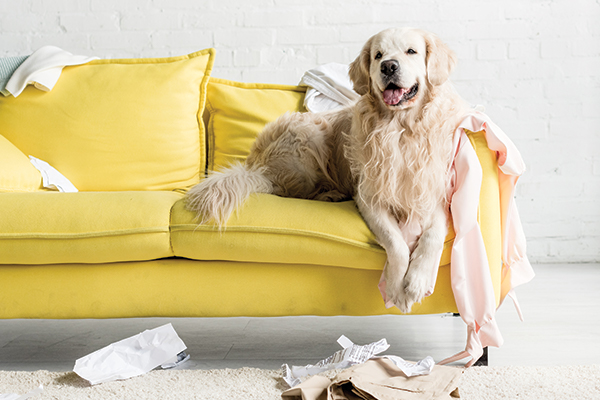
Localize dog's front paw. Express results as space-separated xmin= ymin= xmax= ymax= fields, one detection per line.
xmin=402 ymin=275 xmax=429 ymax=312
xmin=391 ymin=292 xmax=414 ymax=314
xmin=384 ymin=258 xmax=413 ymax=313
xmin=401 ymin=259 xmax=433 ymax=312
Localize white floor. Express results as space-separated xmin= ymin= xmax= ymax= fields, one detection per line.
xmin=0 ymin=263 xmax=598 ymax=371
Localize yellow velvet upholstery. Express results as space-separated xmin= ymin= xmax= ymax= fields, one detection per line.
xmin=0 ymin=49 xmax=215 ymax=191
xmin=206 ymin=78 xmax=306 ymax=171
xmin=0 ymin=259 xmax=456 ymax=319
xmin=0 ymin=191 xmax=181 ymax=265
xmin=0 ymin=134 xmax=42 ymax=192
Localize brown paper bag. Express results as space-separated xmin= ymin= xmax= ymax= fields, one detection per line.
xmin=281 ymin=375 xmax=330 ymax=400
xmin=282 ymin=358 xmax=463 ymax=400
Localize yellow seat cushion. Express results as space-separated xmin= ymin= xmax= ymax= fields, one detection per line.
xmin=206 ymin=78 xmax=306 ymax=172
xmin=0 ymin=191 xmax=182 ymax=264
xmin=171 ymin=194 xmax=455 ymax=271
xmin=0 ymin=49 xmax=215 ymax=191
xmin=0 ymin=134 xmax=42 ymax=192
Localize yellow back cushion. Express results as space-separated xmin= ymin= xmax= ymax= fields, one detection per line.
xmin=206 ymin=78 xmax=306 ymax=172
xmin=0 ymin=134 xmax=42 ymax=192
xmin=0 ymin=49 xmax=215 ymax=191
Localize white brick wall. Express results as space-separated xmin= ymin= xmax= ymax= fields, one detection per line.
xmin=1 ymin=0 xmax=598 ymax=263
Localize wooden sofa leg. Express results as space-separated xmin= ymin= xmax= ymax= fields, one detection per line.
xmin=473 ymin=347 xmax=488 ymax=366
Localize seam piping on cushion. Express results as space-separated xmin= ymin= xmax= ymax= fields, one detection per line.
xmin=170 ymin=224 xmax=386 ymax=254
xmin=168 ymin=202 xmax=176 ymax=256
xmin=0 ymin=227 xmax=169 ymax=239
xmin=171 ymin=225 xmax=455 ymax=249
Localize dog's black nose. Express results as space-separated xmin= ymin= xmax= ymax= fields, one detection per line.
xmin=380 ymin=60 xmax=400 ymax=76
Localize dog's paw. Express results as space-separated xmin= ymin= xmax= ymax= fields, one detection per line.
xmin=402 ymin=275 xmax=428 ymax=310
xmin=392 ymin=292 xmax=415 ymax=314
xmin=385 ymin=287 xmax=414 ymax=314
xmin=384 ymin=260 xmax=415 ymax=314
xmin=401 ymin=261 xmax=432 ymax=312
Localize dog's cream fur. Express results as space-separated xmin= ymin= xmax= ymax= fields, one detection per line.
xmin=186 ymin=28 xmax=470 ymax=313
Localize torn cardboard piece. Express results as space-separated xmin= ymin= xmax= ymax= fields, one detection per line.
xmin=73 ymin=323 xmax=187 ymax=385
xmin=282 ymin=358 xmax=463 ymax=400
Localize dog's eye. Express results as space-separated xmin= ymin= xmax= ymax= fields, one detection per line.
xmin=406 ymin=48 xmax=417 ymax=55
xmin=374 ymin=51 xmax=383 ymax=60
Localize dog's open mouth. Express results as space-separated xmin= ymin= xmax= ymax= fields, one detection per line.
xmin=382 ymin=83 xmax=419 ymax=106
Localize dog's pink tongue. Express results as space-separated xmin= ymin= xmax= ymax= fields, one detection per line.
xmin=383 ymin=87 xmax=406 ymax=105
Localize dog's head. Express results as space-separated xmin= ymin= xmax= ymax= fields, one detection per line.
xmin=349 ymin=28 xmax=457 ymax=110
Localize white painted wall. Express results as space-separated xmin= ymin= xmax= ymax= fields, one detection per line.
xmin=1 ymin=0 xmax=598 ymax=263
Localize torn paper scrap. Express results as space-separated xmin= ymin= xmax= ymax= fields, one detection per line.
xmin=28 ymin=156 xmax=78 ymax=193
xmin=281 ymin=335 xmax=390 ymax=388
xmin=73 ymin=323 xmax=187 ymax=385
xmin=373 ymin=355 xmax=435 ymax=377
xmin=0 ymin=385 xmax=43 ymax=400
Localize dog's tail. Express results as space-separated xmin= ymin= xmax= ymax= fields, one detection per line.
xmin=185 ymin=163 xmax=273 ymax=228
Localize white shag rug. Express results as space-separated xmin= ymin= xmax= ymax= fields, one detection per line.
xmin=1 ymin=365 xmax=599 ymax=400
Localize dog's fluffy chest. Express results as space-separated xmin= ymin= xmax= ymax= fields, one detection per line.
xmin=348 ymin=111 xmax=452 ymax=223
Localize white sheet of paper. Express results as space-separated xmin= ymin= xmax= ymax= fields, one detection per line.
xmin=73 ymin=323 xmax=187 ymax=385
xmin=28 ymin=156 xmax=78 ymax=193
xmin=282 ymin=335 xmax=390 ymax=387
xmin=0 ymin=385 xmax=43 ymax=400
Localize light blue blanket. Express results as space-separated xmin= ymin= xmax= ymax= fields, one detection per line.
xmin=0 ymin=55 xmax=29 ymax=96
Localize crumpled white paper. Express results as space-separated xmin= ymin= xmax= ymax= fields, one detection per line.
xmin=0 ymin=385 xmax=43 ymax=400
xmin=281 ymin=335 xmax=434 ymax=388
xmin=28 ymin=156 xmax=78 ymax=193
xmin=282 ymin=335 xmax=389 ymax=387
xmin=73 ymin=323 xmax=187 ymax=385
xmin=373 ymin=354 xmax=435 ymax=377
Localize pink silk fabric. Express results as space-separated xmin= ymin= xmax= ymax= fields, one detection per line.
xmin=378 ymin=111 xmax=535 ymax=367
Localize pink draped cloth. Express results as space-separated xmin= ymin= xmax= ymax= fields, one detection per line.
xmin=378 ymin=111 xmax=535 ymax=367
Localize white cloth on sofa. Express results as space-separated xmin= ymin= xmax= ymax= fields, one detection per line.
xmin=3 ymin=46 xmax=97 ymax=97
xmin=300 ymin=63 xmax=360 ymax=112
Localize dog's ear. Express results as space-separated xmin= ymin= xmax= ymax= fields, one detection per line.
xmin=349 ymin=36 xmax=373 ymax=96
xmin=423 ymin=31 xmax=457 ymax=86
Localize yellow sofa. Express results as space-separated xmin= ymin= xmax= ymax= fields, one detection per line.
xmin=0 ymin=49 xmax=501 ymax=319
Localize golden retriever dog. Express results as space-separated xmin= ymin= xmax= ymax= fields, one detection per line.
xmin=186 ymin=27 xmax=470 ymax=313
